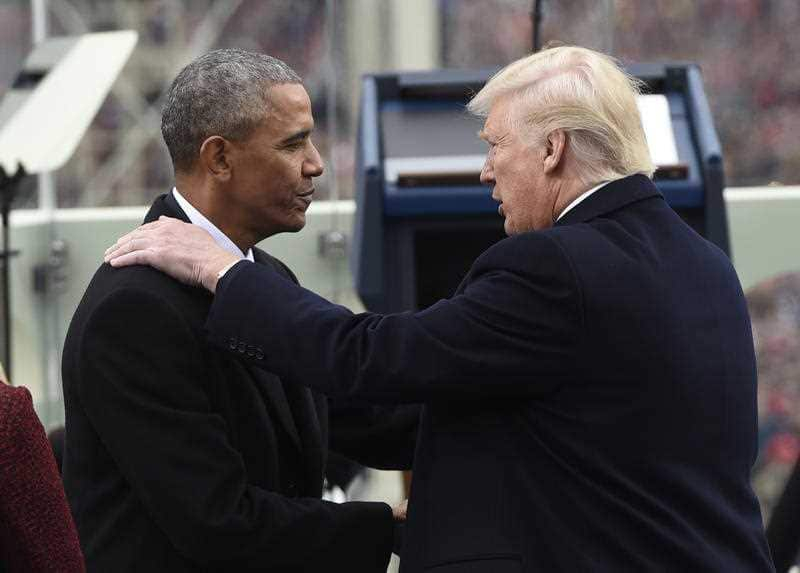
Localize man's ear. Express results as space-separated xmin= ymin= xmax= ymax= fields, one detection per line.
xmin=543 ymin=129 xmax=567 ymax=175
xmin=199 ymin=136 xmax=232 ymax=181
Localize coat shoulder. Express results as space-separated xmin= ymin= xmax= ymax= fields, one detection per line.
xmin=0 ymin=384 xmax=33 ymax=438
xmin=471 ymin=230 xmax=576 ymax=282
xmin=78 ymin=262 xmax=210 ymax=317
xmin=63 ymin=263 xmax=210 ymax=372
xmin=253 ymin=247 xmax=299 ymax=285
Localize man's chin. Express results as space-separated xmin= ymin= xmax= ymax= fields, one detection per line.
xmin=255 ymin=219 xmax=306 ymax=241
xmin=286 ymin=216 xmax=306 ymax=233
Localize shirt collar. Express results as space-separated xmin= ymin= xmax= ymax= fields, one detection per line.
xmin=556 ymin=180 xmax=613 ymax=222
xmin=171 ymin=187 xmax=254 ymax=262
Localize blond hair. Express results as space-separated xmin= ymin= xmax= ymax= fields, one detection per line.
xmin=468 ymin=46 xmax=655 ymax=185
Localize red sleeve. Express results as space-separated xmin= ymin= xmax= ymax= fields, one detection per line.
xmin=0 ymin=385 xmax=85 ymax=573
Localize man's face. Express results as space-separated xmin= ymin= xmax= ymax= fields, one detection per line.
xmin=479 ymin=96 xmax=556 ymax=235
xmin=229 ymin=83 xmax=323 ymax=239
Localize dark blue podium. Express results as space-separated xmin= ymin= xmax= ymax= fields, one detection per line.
xmin=352 ymin=64 xmax=728 ymax=313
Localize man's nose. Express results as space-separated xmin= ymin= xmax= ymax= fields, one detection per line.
xmin=304 ymin=142 xmax=324 ymax=177
xmin=480 ymin=158 xmax=494 ymax=186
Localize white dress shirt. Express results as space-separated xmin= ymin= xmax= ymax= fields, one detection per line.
xmin=171 ymin=187 xmax=255 ymax=263
xmin=556 ymin=180 xmax=614 ymax=222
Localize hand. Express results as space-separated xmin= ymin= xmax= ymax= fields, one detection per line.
xmin=104 ymin=216 xmax=239 ymax=293
xmin=392 ymin=499 xmax=408 ymax=522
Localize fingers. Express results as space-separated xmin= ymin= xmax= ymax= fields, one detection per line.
xmin=105 ymin=232 xmax=159 ymax=266
xmin=104 ymin=232 xmax=134 ymax=259
xmin=392 ymin=499 xmax=408 ymax=521
xmin=105 ymin=234 xmax=146 ymax=263
xmin=105 ymin=222 xmax=159 ymax=260
xmin=105 ymin=237 xmax=158 ymax=268
xmin=107 ymin=249 xmax=153 ymax=269
xmin=104 ymin=237 xmax=131 ymax=261
xmin=101 ymin=216 xmax=220 ymax=287
xmin=104 ymin=218 xmax=187 ymax=263
xmin=104 ymin=237 xmax=132 ymax=262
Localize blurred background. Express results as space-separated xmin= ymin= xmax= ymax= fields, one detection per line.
xmin=2 ymin=1 xmax=800 ymax=563
xmin=2 ymin=0 xmax=798 ymax=210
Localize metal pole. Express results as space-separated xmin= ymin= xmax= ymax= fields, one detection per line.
xmin=2 ymin=186 xmax=11 ymax=381
xmin=0 ymin=0 xmax=47 ymax=381
xmin=326 ymin=0 xmax=339 ymax=207
xmin=531 ymin=0 xmax=544 ymax=52
xmin=31 ymin=0 xmax=48 ymax=43
xmin=31 ymin=0 xmax=62 ymax=420
xmin=606 ymin=0 xmax=615 ymax=55
xmin=32 ymin=0 xmax=57 ymax=214
xmin=322 ymin=0 xmax=346 ymax=303
xmin=0 ymin=167 xmax=26 ymax=383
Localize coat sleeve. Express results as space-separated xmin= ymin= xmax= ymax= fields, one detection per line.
xmin=77 ymin=287 xmax=394 ymax=572
xmin=0 ymin=386 xmax=85 ymax=573
xmin=207 ymin=233 xmax=582 ymax=403
xmin=328 ymin=401 xmax=420 ymax=470
xmin=268 ymin=249 xmax=420 ymax=470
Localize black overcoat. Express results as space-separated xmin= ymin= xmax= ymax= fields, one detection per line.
xmin=206 ymin=175 xmax=775 ymax=572
xmin=62 ymin=193 xmax=416 ymax=572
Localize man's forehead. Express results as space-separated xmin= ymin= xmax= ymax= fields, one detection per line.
xmin=265 ymin=83 xmax=312 ymax=117
xmin=263 ymin=83 xmax=314 ymax=130
xmin=481 ymin=100 xmax=511 ymax=139
xmin=267 ymin=82 xmax=309 ymax=103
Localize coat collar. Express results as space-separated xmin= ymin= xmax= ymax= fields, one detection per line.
xmin=554 ymin=174 xmax=661 ymax=227
xmin=144 ymin=192 xmax=187 ymax=224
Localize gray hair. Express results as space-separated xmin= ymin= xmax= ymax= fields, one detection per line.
xmin=161 ymin=48 xmax=302 ymax=172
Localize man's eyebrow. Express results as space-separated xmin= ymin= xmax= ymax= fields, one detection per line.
xmin=478 ymin=130 xmax=494 ymax=143
xmin=280 ymin=129 xmax=312 ymax=145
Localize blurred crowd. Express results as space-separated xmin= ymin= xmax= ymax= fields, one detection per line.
xmin=444 ymin=0 xmax=800 ymax=188
xmin=1 ymin=0 xmax=798 ymax=209
xmin=748 ymin=273 xmax=800 ymax=517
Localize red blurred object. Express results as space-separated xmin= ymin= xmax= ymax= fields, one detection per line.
xmin=767 ymin=433 xmax=800 ymax=465
xmin=0 ymin=384 xmax=85 ymax=572
xmin=768 ymin=391 xmax=792 ymax=416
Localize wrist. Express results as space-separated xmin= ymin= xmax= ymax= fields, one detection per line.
xmin=205 ymin=253 xmax=239 ymax=293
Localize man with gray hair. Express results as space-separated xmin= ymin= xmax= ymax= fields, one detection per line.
xmin=107 ymin=46 xmax=774 ymax=571
xmin=63 ymin=49 xmax=414 ymax=572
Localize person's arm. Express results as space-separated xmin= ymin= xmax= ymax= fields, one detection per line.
xmin=206 ymin=232 xmax=581 ymax=403
xmin=328 ymin=401 xmax=420 ymax=470
xmin=271 ymin=251 xmax=421 ymax=470
xmin=78 ymin=286 xmax=394 ymax=571
xmin=103 ymin=218 xmax=581 ymax=402
xmin=0 ymin=387 xmax=85 ymax=573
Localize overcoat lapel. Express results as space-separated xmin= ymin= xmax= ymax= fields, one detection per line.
xmin=283 ymin=382 xmax=325 ymax=494
xmin=145 ymin=192 xmax=308 ymax=454
xmin=251 ymin=248 xmax=324 ymax=486
xmin=247 ymin=364 xmax=304 ymax=454
xmin=144 ymin=191 xmax=188 ymax=224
